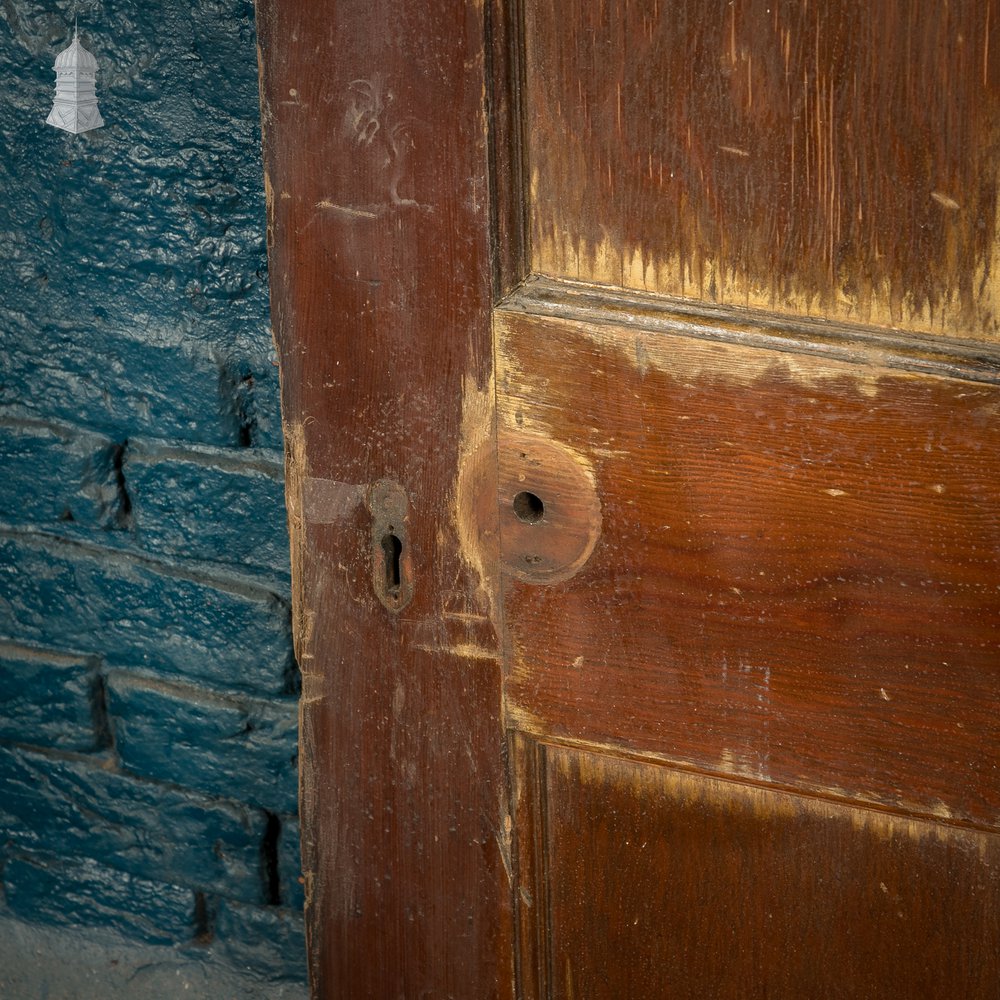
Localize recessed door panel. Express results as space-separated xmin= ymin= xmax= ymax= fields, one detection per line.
xmin=524 ymin=0 xmax=1000 ymax=339
xmin=497 ymin=299 xmax=1000 ymax=825
xmin=514 ymin=738 xmax=1000 ymax=1000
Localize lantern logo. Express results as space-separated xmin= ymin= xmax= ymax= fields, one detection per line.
xmin=47 ymin=23 xmax=104 ymax=134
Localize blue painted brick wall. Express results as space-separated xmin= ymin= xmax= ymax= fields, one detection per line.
xmin=4 ymin=852 xmax=200 ymax=947
xmin=106 ymin=671 xmax=299 ymax=815
xmin=0 ymin=643 xmax=105 ymax=752
xmin=0 ymin=745 xmax=267 ymax=904
xmin=0 ymin=0 xmax=303 ymax=983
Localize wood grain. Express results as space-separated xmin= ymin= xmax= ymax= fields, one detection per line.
xmin=256 ymin=1 xmax=512 ymax=995
xmin=523 ymin=0 xmax=1000 ymax=339
xmin=258 ymin=1 xmax=1000 ymax=994
xmin=497 ymin=303 xmax=1000 ymax=826
xmin=519 ymin=740 xmax=1000 ymax=999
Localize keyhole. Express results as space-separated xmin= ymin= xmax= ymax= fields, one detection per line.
xmin=381 ymin=529 xmax=402 ymax=593
xmin=513 ymin=491 xmax=544 ymax=524
xmin=370 ymin=480 xmax=413 ymax=612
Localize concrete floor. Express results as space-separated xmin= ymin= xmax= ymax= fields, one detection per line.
xmin=0 ymin=915 xmax=309 ymax=1000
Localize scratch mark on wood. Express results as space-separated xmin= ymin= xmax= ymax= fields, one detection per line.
xmin=931 ymin=191 xmax=961 ymax=211
xmin=343 ymin=75 xmax=431 ymax=212
xmin=411 ymin=642 xmax=502 ymax=662
xmin=455 ymin=373 xmax=501 ymax=625
xmin=495 ymin=820 xmax=513 ymax=884
xmin=315 ymin=200 xmax=378 ymax=219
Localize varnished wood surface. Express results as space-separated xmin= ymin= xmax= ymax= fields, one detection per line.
xmin=523 ymin=0 xmax=1000 ymax=338
xmin=256 ymin=2 xmax=512 ymax=995
xmin=259 ymin=0 xmax=1000 ymax=994
xmin=515 ymin=739 xmax=1000 ymax=999
xmin=496 ymin=304 xmax=1000 ymax=826
xmin=516 ymin=275 xmax=1000 ymax=386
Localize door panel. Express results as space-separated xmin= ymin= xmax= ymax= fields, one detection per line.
xmin=498 ymin=4 xmax=1000 ymax=992
xmin=525 ymin=0 xmax=1000 ymax=338
xmin=514 ymin=737 xmax=1000 ymax=1000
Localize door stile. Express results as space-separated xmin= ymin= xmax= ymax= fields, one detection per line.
xmin=256 ymin=1 xmax=515 ymax=995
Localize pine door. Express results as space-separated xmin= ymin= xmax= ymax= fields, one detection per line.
xmin=257 ymin=1 xmax=1000 ymax=996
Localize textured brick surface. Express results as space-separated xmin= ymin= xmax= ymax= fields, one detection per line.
xmin=107 ymin=672 xmax=298 ymax=815
xmin=0 ymin=422 xmax=290 ymax=584
xmin=0 ymin=533 xmax=295 ymax=695
xmin=0 ymin=419 xmax=117 ymax=531
xmin=279 ymin=816 xmax=306 ymax=911
xmin=125 ymin=442 xmax=290 ymax=581
xmin=0 ymin=333 xmax=281 ymax=452
xmin=4 ymin=852 xmax=198 ymax=947
xmin=0 ymin=642 xmax=105 ymax=751
xmin=0 ymin=0 xmax=303 ymax=982
xmin=0 ymin=2 xmax=280 ymax=451
xmin=216 ymin=899 xmax=308 ymax=982
xmin=0 ymin=745 xmax=267 ymax=904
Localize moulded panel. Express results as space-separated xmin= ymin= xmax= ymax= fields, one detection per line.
xmin=523 ymin=0 xmax=1000 ymax=340
xmin=515 ymin=739 xmax=1000 ymax=1000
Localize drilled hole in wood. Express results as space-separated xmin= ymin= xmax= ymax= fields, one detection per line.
xmin=381 ymin=531 xmax=402 ymax=594
xmin=513 ymin=491 xmax=545 ymax=524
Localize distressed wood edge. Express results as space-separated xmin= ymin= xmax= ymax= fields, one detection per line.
xmin=500 ymin=275 xmax=1000 ymax=386
xmin=253 ymin=2 xmax=318 ymax=988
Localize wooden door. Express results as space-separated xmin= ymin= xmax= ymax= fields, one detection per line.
xmin=256 ymin=1 xmax=1000 ymax=996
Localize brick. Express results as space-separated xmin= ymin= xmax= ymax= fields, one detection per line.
xmin=0 ymin=533 xmax=295 ymax=696
xmin=0 ymin=421 xmax=289 ymax=590
xmin=0 ymin=0 xmax=294 ymax=970
xmin=0 ymin=419 xmax=115 ymax=532
xmin=0 ymin=0 xmax=280 ymax=454
xmin=125 ymin=442 xmax=290 ymax=581
xmin=215 ymin=899 xmax=307 ymax=982
xmin=107 ymin=672 xmax=298 ymax=815
xmin=3 ymin=852 xmax=197 ymax=947
xmin=278 ymin=816 xmax=305 ymax=912
xmin=0 ymin=642 xmax=105 ymax=752
xmin=0 ymin=745 xmax=266 ymax=904
xmin=0 ymin=328 xmax=283 ymax=453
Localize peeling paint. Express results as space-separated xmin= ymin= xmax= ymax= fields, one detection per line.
xmin=283 ymin=423 xmax=311 ymax=670
xmin=551 ymin=740 xmax=1000 ymax=848
xmin=314 ymin=201 xmax=378 ymax=219
xmin=497 ymin=307 xmax=895 ymax=398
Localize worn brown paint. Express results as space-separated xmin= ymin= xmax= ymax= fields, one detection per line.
xmin=256 ymin=0 xmax=512 ymax=995
xmin=259 ymin=0 xmax=1000 ymax=996
xmin=515 ymin=739 xmax=1000 ymax=999
xmin=525 ymin=0 xmax=1000 ymax=338
xmin=497 ymin=303 xmax=1000 ymax=827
